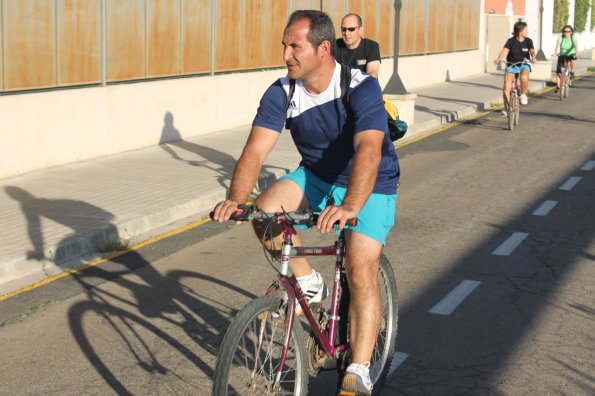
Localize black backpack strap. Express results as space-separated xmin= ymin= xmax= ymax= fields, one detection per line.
xmin=339 ymin=64 xmax=351 ymax=109
xmin=286 ymin=78 xmax=296 ymax=112
xmin=284 ymin=79 xmax=296 ymax=129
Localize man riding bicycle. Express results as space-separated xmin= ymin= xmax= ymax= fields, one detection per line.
xmin=212 ymin=10 xmax=399 ymax=396
xmin=494 ymin=21 xmax=536 ymax=117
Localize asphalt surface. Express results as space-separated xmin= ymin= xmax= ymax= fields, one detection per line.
xmin=0 ymin=74 xmax=593 ymax=395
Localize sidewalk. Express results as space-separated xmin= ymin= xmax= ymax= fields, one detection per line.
xmin=1 ymin=52 xmax=593 ymax=295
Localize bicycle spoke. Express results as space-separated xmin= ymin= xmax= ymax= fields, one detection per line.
xmin=221 ymin=301 xmax=304 ymax=395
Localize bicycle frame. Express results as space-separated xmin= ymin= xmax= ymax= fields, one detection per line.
xmin=259 ymin=217 xmax=348 ymax=378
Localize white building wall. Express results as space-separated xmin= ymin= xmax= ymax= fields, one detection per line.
xmin=0 ymin=48 xmax=487 ymax=181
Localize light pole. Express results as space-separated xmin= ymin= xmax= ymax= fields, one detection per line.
xmin=386 ymin=0 xmax=407 ymax=94
xmin=536 ymin=0 xmax=547 ymax=60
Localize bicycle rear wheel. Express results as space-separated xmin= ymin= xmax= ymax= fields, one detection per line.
xmin=508 ymin=91 xmax=516 ymax=131
xmin=212 ymin=295 xmax=308 ymax=396
xmin=337 ymin=254 xmax=399 ymax=394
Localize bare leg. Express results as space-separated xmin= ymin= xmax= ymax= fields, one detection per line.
xmin=252 ymin=179 xmax=312 ymax=277
xmin=520 ymin=69 xmax=530 ymax=95
xmin=344 ymin=231 xmax=383 ymax=364
xmin=502 ymin=72 xmax=513 ymax=110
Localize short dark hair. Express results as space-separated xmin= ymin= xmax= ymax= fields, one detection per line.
xmin=286 ymin=10 xmax=336 ymax=55
xmin=562 ymin=24 xmax=574 ymax=33
xmin=512 ymin=21 xmax=528 ymax=37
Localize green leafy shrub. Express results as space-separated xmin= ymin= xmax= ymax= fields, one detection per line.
xmin=592 ymin=0 xmax=595 ymax=30
xmin=574 ymin=0 xmax=589 ymax=32
xmin=553 ymin=0 xmax=570 ymax=33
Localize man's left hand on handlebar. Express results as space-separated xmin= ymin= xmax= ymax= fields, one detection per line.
xmin=317 ymin=204 xmax=358 ymax=233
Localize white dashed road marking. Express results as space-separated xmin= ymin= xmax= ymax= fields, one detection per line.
xmin=429 ymin=280 xmax=481 ymax=315
xmin=388 ymin=352 xmax=409 ymax=377
xmin=532 ymin=200 xmax=558 ymax=216
xmin=580 ymin=160 xmax=595 ymax=171
xmin=559 ymin=176 xmax=582 ymax=191
xmin=492 ymin=232 xmax=529 ymax=256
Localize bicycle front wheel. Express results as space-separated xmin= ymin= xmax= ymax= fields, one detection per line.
xmin=514 ymin=96 xmax=520 ymax=126
xmin=338 ymin=254 xmax=399 ymax=394
xmin=212 ymin=295 xmax=308 ymax=396
xmin=564 ymin=79 xmax=570 ymax=98
xmin=508 ymin=92 xmax=516 ymax=130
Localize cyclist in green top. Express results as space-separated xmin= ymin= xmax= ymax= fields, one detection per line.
xmin=554 ymin=25 xmax=579 ymax=92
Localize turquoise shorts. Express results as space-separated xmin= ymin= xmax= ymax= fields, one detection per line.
xmin=279 ymin=167 xmax=397 ymax=244
xmin=506 ymin=64 xmax=531 ymax=74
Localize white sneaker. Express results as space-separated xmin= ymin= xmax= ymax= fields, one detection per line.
xmin=295 ymin=270 xmax=327 ymax=315
xmin=520 ymin=94 xmax=528 ymax=105
xmin=340 ymin=362 xmax=373 ymax=395
xmin=500 ymin=110 xmax=508 ymax=117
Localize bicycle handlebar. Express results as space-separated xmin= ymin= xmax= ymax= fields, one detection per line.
xmin=210 ymin=205 xmax=357 ymax=227
xmin=497 ymin=59 xmax=531 ymax=66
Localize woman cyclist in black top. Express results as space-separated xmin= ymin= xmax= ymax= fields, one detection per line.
xmin=494 ymin=21 xmax=536 ymax=117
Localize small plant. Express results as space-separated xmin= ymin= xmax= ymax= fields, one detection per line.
xmin=588 ymin=66 xmax=595 ymax=72
xmin=97 ymin=237 xmax=131 ymax=253
xmin=574 ymin=0 xmax=589 ymax=32
xmin=553 ymin=0 xmax=570 ymax=33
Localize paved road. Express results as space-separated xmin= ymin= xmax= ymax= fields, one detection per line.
xmin=0 ymin=76 xmax=594 ymax=395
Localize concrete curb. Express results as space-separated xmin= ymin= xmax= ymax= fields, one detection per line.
xmin=0 ymin=77 xmax=554 ymax=296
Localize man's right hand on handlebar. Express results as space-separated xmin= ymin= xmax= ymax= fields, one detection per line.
xmin=212 ymin=200 xmax=241 ymax=223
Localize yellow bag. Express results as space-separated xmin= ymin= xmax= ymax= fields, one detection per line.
xmin=383 ymin=95 xmax=408 ymax=141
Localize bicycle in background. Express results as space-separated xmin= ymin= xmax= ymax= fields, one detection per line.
xmin=211 ymin=205 xmax=399 ymax=395
xmin=556 ymin=55 xmax=573 ymax=100
xmin=499 ymin=60 xmax=530 ymax=131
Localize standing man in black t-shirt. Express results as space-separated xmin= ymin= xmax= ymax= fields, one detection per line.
xmin=335 ymin=13 xmax=381 ymax=78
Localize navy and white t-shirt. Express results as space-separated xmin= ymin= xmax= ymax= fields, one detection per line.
xmin=253 ymin=62 xmax=399 ymax=195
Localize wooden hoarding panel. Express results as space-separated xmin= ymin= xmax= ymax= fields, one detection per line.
xmin=322 ymin=0 xmax=347 ymax=36
xmin=147 ymin=0 xmax=180 ymax=77
xmin=215 ymin=0 xmax=240 ymax=71
xmin=376 ymin=0 xmax=394 ymax=57
xmin=268 ymin=0 xmax=288 ymax=67
xmin=400 ymin=0 xmax=426 ymax=55
xmin=3 ymin=0 xmax=56 ymax=90
xmin=106 ymin=0 xmax=145 ymax=81
xmin=428 ymin=0 xmax=456 ymax=53
xmin=242 ymin=0 xmax=267 ymax=69
xmin=57 ymin=0 xmax=101 ymax=85
xmin=290 ymin=0 xmax=318 ymax=12
xmin=182 ymin=0 xmax=212 ymax=74
xmin=348 ymin=0 xmax=363 ymax=17
xmin=456 ymin=0 xmax=479 ymax=50
xmin=363 ymin=0 xmax=378 ymax=42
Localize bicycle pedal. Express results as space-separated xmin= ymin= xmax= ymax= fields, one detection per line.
xmin=296 ymin=302 xmax=321 ymax=317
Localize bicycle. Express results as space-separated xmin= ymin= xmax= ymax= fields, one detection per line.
xmin=500 ymin=60 xmax=529 ymax=131
xmin=211 ymin=205 xmax=398 ymax=395
xmin=556 ymin=55 xmax=572 ymax=100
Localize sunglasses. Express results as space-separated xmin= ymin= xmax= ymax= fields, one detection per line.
xmin=563 ymin=30 xmax=572 ymax=33
xmin=341 ymin=27 xmax=359 ymax=32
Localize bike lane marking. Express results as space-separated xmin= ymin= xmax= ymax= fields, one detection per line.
xmin=492 ymin=232 xmax=529 ymax=256
xmin=580 ymin=160 xmax=595 ymax=171
xmin=428 ymin=280 xmax=481 ymax=315
xmin=559 ymin=176 xmax=582 ymax=191
xmin=388 ymin=352 xmax=410 ymax=377
xmin=532 ymin=200 xmax=558 ymax=217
